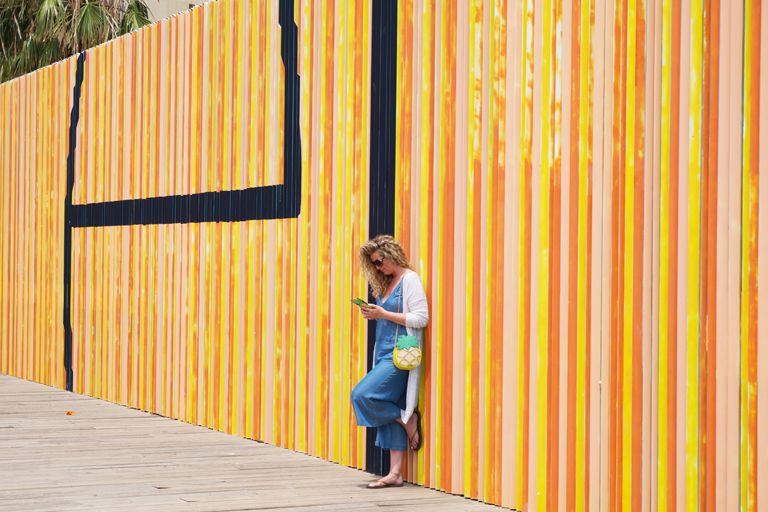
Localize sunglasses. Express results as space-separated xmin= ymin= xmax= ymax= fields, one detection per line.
xmin=371 ymin=257 xmax=385 ymax=268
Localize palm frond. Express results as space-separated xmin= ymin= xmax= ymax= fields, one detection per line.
xmin=118 ymin=0 xmax=149 ymax=36
xmin=34 ymin=0 xmax=65 ymax=36
xmin=1 ymin=0 xmax=152 ymax=82
xmin=74 ymin=1 xmax=116 ymax=51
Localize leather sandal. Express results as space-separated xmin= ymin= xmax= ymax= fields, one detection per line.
xmin=408 ymin=410 xmax=422 ymax=451
xmin=367 ymin=473 xmax=404 ymax=489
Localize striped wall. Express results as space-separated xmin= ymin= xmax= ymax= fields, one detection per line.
xmin=1 ymin=1 xmax=767 ymax=511
xmin=67 ymin=0 xmax=372 ymax=467
xmin=393 ymin=0 xmax=768 ymax=510
xmin=0 ymin=59 xmax=74 ymax=389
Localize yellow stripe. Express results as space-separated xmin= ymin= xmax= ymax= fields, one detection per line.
xmin=330 ymin=0 xmax=345 ymax=463
xmin=484 ymin=0 xmax=498 ymax=500
xmin=218 ymin=0 xmax=231 ymax=433
xmin=245 ymin=222 xmax=256 ymax=438
xmin=360 ymin=0 xmax=372 ymax=466
xmin=685 ymin=0 xmax=703 ymax=508
xmin=435 ymin=0 xmax=449 ymax=488
xmin=295 ymin=0 xmax=310 ymax=454
xmin=187 ymin=10 xmax=199 ymax=420
xmin=230 ymin=0 xmax=243 ymax=434
xmin=517 ymin=0 xmax=534 ymax=504
xmin=465 ymin=0 xmax=482 ymax=496
xmin=230 ymin=223 xmax=240 ymax=433
xmin=621 ymin=1 xmax=637 ymax=509
xmin=416 ymin=0 xmax=435 ymax=485
xmin=0 ymin=87 xmax=5 ymax=375
xmin=33 ymin=75 xmax=43 ymax=383
xmin=139 ymin=29 xmax=150 ymax=410
xmin=315 ymin=0 xmax=330 ymax=457
xmin=740 ymin=2 xmax=756 ymax=510
xmin=341 ymin=0 xmax=354 ymax=465
xmin=575 ymin=1 xmax=591 ymax=509
xmin=244 ymin=0 xmax=258 ymax=439
xmin=358 ymin=2 xmax=370 ymax=468
xmin=537 ymin=0 xmax=554 ymax=508
xmin=204 ymin=224 xmax=214 ymax=428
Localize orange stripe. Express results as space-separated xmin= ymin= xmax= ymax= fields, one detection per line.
xmin=566 ymin=4 xmax=582 ymax=509
xmin=164 ymin=25 xmax=175 ymax=415
xmin=667 ymin=1 xmax=681 ymax=508
xmin=256 ymin=0 xmax=266 ymax=188
xmin=12 ymin=85 xmax=18 ymax=378
xmin=226 ymin=47 xmax=237 ymax=427
xmin=116 ymin=40 xmax=125 ymax=404
xmin=421 ymin=0 xmax=436 ymax=487
xmin=79 ymin=65 xmax=89 ymax=395
xmin=632 ymin=4 xmax=646 ymax=512
xmin=440 ymin=0 xmax=457 ymax=491
xmin=609 ymin=1 xmax=626 ymax=508
xmin=20 ymin=79 xmax=27 ymax=380
xmin=585 ymin=130 xmax=593 ymax=511
xmin=493 ymin=0 xmax=507 ymax=502
xmin=1 ymin=86 xmax=5 ymax=375
xmin=152 ymin=25 xmax=162 ymax=413
xmin=299 ymin=0 xmax=310 ymax=450
xmin=397 ymin=0 xmax=414 ymax=254
xmin=318 ymin=0 xmax=334 ymax=458
xmin=186 ymin=14 xmax=197 ymax=424
xmin=463 ymin=0 xmax=483 ymax=497
xmin=254 ymin=222 xmax=263 ymax=439
xmin=275 ymin=218 xmax=283 ymax=447
xmin=32 ymin=75 xmax=40 ymax=384
xmin=547 ymin=0 xmax=563 ymax=508
xmin=212 ymin=3 xmax=223 ymax=427
xmin=226 ymin=224 xmax=236 ymax=435
xmin=8 ymin=83 xmax=13 ymax=376
xmin=469 ymin=51 xmax=482 ymax=498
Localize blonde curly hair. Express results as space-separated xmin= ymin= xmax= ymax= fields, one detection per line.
xmin=359 ymin=235 xmax=413 ymax=298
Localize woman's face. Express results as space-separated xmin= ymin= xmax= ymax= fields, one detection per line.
xmin=370 ymin=250 xmax=395 ymax=276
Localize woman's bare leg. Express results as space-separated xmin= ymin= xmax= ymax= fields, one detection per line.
xmin=389 ymin=449 xmax=405 ymax=478
xmin=396 ymin=415 xmax=418 ymax=449
xmin=368 ymin=450 xmax=405 ymax=487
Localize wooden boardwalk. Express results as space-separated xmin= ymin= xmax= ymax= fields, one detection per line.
xmin=0 ymin=375 xmax=508 ymax=512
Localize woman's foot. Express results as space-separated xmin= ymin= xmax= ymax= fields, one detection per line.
xmin=399 ymin=412 xmax=421 ymax=451
xmin=366 ymin=472 xmax=404 ymax=488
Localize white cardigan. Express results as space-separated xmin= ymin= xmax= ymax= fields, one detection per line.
xmin=398 ymin=270 xmax=429 ymax=424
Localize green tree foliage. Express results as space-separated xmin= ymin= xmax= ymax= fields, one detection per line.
xmin=0 ymin=0 xmax=150 ymax=82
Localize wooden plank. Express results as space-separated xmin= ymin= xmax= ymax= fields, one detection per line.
xmin=0 ymin=374 xmax=508 ymax=511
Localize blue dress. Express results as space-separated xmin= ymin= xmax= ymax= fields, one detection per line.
xmin=350 ymin=280 xmax=409 ymax=451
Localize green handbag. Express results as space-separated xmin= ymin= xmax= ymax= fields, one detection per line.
xmin=392 ymin=293 xmax=422 ymax=371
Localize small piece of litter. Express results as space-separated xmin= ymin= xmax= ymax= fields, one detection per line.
xmin=65 ymin=410 xmax=75 ymax=416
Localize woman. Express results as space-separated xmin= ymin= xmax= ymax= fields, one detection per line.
xmin=351 ymin=235 xmax=429 ymax=489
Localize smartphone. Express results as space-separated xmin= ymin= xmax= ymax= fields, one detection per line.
xmin=351 ymin=298 xmax=370 ymax=308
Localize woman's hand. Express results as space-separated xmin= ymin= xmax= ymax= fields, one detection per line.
xmin=360 ymin=304 xmax=387 ymax=320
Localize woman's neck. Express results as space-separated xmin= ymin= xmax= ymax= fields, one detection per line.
xmin=389 ymin=267 xmax=406 ymax=281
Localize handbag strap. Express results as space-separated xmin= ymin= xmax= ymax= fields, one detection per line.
xmin=393 ymin=278 xmax=403 ymax=340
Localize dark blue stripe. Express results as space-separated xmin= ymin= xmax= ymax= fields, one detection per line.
xmin=69 ymin=0 xmax=301 ymax=227
xmin=63 ymin=52 xmax=86 ymax=392
xmin=63 ymin=0 xmax=301 ymax=390
xmin=366 ymin=0 xmax=398 ymax=476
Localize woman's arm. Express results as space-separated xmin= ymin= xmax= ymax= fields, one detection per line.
xmin=359 ymin=273 xmax=428 ymax=327
xmin=360 ymin=307 xmax=408 ymax=325
xmin=403 ymin=273 xmax=428 ymax=328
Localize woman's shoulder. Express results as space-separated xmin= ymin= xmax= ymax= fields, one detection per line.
xmin=402 ymin=270 xmax=424 ymax=288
